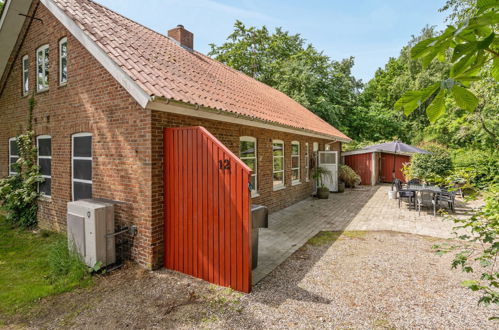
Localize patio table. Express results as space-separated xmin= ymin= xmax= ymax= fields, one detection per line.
xmin=406 ymin=184 xmax=442 ymax=216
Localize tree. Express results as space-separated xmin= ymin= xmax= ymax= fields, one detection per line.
xmin=209 ymin=21 xmax=362 ymax=134
xmin=395 ymin=1 xmax=498 ymax=126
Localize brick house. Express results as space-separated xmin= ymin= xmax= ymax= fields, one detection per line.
xmin=0 ymin=0 xmax=350 ymax=270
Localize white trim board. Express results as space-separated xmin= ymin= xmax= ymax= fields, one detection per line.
xmin=40 ymin=0 xmax=151 ymax=108
xmin=148 ymin=101 xmax=351 ymax=142
xmin=342 ymin=149 xmax=414 ymax=157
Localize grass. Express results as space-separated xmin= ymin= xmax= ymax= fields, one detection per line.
xmin=0 ymin=214 xmax=92 ymax=317
xmin=307 ymin=231 xmax=367 ymax=246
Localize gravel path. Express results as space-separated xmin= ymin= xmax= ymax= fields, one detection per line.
xmin=4 ymin=231 xmax=497 ymax=329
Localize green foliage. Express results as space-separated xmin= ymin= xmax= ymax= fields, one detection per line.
xmin=0 ymin=131 xmax=42 ymax=228
xmin=0 ymin=216 xmax=92 ymax=315
xmin=433 ymin=186 xmax=499 ymax=312
xmin=339 ymin=165 xmax=361 ymax=187
xmin=409 ymin=143 xmax=453 ymax=181
xmin=312 ymin=166 xmax=332 ymax=188
xmin=47 ymin=238 xmax=91 ymax=290
xmin=452 ymin=149 xmax=499 ymax=188
xmin=209 ymin=21 xmax=362 ymax=134
xmin=396 ymin=1 xmax=499 ymax=123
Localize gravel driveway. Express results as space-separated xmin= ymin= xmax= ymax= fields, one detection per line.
xmin=6 ymin=230 xmax=497 ymax=329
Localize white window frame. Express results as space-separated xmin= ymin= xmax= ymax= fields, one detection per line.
xmin=272 ymin=139 xmax=285 ymax=190
xmin=305 ymin=142 xmax=310 ymax=182
xmin=239 ymin=136 xmax=258 ymax=197
xmin=37 ymin=135 xmax=52 ymax=198
xmin=22 ymin=55 xmax=29 ymax=96
xmin=291 ymin=141 xmax=300 ymax=185
xmin=8 ymin=137 xmax=19 ymax=176
xmin=36 ymin=44 xmax=49 ymax=92
xmin=72 ymin=132 xmax=92 ymax=201
xmin=59 ymin=37 xmax=68 ymax=85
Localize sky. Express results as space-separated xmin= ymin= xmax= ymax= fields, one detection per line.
xmin=95 ymin=0 xmax=448 ymax=83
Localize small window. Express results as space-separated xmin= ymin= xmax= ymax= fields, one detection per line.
xmin=22 ymin=55 xmax=29 ymax=95
xmin=240 ymin=136 xmax=257 ymax=196
xmin=8 ymin=138 xmax=19 ymax=175
xmin=305 ymin=142 xmax=310 ymax=182
xmin=37 ymin=135 xmax=52 ymax=197
xmin=72 ymin=133 xmax=92 ymax=201
xmin=36 ymin=44 xmax=49 ymax=91
xmin=59 ymin=37 xmax=68 ymax=85
xmin=272 ymin=140 xmax=284 ymax=189
xmin=291 ymin=141 xmax=300 ymax=184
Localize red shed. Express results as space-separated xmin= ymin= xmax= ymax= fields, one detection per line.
xmin=342 ymin=142 xmax=429 ymax=185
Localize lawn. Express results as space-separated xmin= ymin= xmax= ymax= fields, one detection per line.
xmin=0 ymin=214 xmax=92 ymax=318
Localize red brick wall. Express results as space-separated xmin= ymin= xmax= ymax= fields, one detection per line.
xmin=0 ymin=2 xmax=157 ymax=268
xmin=0 ymin=1 xmax=341 ymax=270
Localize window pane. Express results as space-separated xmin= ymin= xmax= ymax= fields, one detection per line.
xmin=243 ymin=158 xmax=255 ymax=171
xmin=240 ymin=141 xmax=255 ymax=157
xmin=292 ymin=156 xmax=299 ymax=168
xmin=73 ymin=159 xmax=92 ymax=180
xmin=39 ymin=158 xmax=51 ymax=176
xmin=273 ymin=157 xmax=283 ymax=171
xmin=250 ymin=175 xmax=256 ymax=191
xmin=291 ymin=144 xmax=299 ymax=155
xmin=273 ymin=172 xmax=283 ymax=185
xmin=292 ymin=169 xmax=300 ymax=181
xmin=61 ymin=57 xmax=67 ymax=82
xmin=273 ymin=144 xmax=283 ymax=156
xmin=320 ymin=152 xmax=337 ymax=165
xmin=39 ymin=178 xmax=51 ymax=196
xmin=61 ymin=42 xmax=67 ymax=57
xmin=73 ymin=136 xmax=92 ymax=157
xmin=9 ymin=157 xmax=19 ymax=173
xmin=10 ymin=140 xmax=19 ymax=156
xmin=38 ymin=138 xmax=51 ymax=156
xmin=74 ymin=182 xmax=92 ymax=201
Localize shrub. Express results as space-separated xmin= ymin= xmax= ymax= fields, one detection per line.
xmin=339 ymin=165 xmax=361 ymax=187
xmin=0 ymin=131 xmax=42 ymax=228
xmin=452 ymin=149 xmax=499 ymax=188
xmin=47 ymin=238 xmax=90 ymax=290
xmin=410 ymin=143 xmax=453 ymax=182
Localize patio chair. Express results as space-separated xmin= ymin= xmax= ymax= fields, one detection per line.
xmin=437 ymin=190 xmax=456 ymax=213
xmin=395 ymin=179 xmax=415 ymax=209
xmin=408 ymin=178 xmax=421 ymax=185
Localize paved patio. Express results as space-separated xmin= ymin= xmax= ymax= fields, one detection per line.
xmin=253 ymin=184 xmax=476 ymax=284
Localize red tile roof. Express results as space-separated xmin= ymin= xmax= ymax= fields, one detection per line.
xmin=51 ymin=0 xmax=350 ymax=140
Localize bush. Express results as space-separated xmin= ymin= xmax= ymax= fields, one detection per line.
xmin=0 ymin=131 xmax=42 ymax=228
xmin=452 ymin=149 xmax=499 ymax=188
xmin=339 ymin=165 xmax=361 ymax=187
xmin=410 ymin=143 xmax=453 ymax=182
xmin=47 ymin=238 xmax=90 ymax=290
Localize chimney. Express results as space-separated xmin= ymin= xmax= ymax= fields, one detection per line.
xmin=168 ymin=25 xmax=193 ymax=49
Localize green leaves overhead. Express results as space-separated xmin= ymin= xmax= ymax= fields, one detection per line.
xmin=396 ymin=1 xmax=498 ymax=122
xmin=451 ymin=85 xmax=479 ymax=111
xmin=394 ymin=83 xmax=440 ymax=115
xmin=426 ymin=89 xmax=447 ymax=122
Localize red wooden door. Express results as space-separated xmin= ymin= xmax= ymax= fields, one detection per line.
xmin=344 ymin=153 xmax=372 ymax=185
xmin=164 ymin=127 xmax=253 ymax=293
xmin=380 ymin=153 xmax=410 ymax=183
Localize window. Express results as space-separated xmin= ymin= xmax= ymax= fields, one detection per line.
xmin=59 ymin=37 xmax=68 ymax=85
xmin=240 ymin=136 xmax=257 ymax=196
xmin=22 ymin=55 xmax=29 ymax=95
xmin=36 ymin=44 xmax=49 ymax=91
xmin=37 ymin=136 xmax=52 ymax=197
xmin=291 ymin=141 xmax=300 ymax=184
xmin=72 ymin=133 xmax=92 ymax=201
xmin=272 ymin=140 xmax=284 ymax=189
xmin=8 ymin=138 xmax=19 ymax=175
xmin=305 ymin=142 xmax=310 ymax=182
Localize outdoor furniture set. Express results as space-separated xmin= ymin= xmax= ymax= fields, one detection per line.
xmin=394 ymin=179 xmax=456 ymax=216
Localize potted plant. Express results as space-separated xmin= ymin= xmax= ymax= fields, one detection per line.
xmin=312 ymin=166 xmax=332 ymax=199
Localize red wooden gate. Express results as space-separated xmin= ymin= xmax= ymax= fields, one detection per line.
xmin=163 ymin=126 xmax=253 ymax=293
xmin=344 ymin=153 xmax=373 ymax=185
xmin=380 ymin=153 xmax=411 ymax=183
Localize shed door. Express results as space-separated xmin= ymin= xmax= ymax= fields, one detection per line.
xmin=164 ymin=126 xmax=253 ymax=293
xmin=318 ymin=151 xmax=338 ymax=192
xmin=380 ymin=153 xmax=411 ymax=183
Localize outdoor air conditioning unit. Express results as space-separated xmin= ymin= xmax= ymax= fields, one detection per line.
xmin=67 ymin=199 xmax=116 ymax=267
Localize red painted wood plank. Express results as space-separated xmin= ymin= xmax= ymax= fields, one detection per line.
xmin=218 ymin=148 xmax=226 ymax=286
xmin=213 ymin=144 xmax=220 ymax=285
xmin=236 ymin=165 xmax=243 ymax=290
xmin=224 ymin=151 xmax=231 ymax=287
xmin=242 ymin=169 xmax=251 ymax=292
xmin=192 ymin=130 xmax=198 ymax=278
xmin=174 ymin=130 xmax=181 ymax=270
xmin=230 ymin=161 xmax=237 ymax=287
xmin=202 ymin=135 xmax=209 ymax=281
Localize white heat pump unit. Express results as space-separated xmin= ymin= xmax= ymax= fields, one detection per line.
xmin=67 ymin=199 xmax=116 ymax=267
